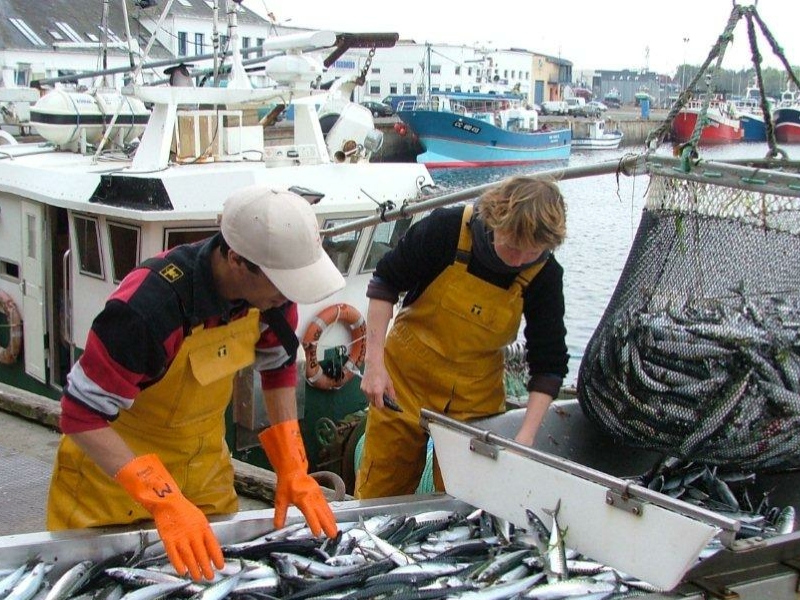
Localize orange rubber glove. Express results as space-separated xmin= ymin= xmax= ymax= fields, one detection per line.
xmin=114 ymin=454 xmax=224 ymax=581
xmin=258 ymin=420 xmax=338 ymax=538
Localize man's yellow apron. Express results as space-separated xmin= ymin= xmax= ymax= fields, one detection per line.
xmin=47 ymin=309 xmax=260 ymax=529
xmin=356 ymin=206 xmax=543 ymax=498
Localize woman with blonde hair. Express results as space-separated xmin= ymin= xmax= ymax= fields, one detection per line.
xmin=356 ymin=176 xmax=569 ymax=499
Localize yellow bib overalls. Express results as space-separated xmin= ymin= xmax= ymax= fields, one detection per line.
xmin=47 ymin=309 xmax=260 ymax=529
xmin=356 ymin=206 xmax=543 ymax=498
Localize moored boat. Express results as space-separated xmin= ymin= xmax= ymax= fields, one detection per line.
xmin=0 ymin=16 xmax=437 ymax=471
xmin=396 ymin=92 xmax=571 ymax=168
xmin=570 ymin=119 xmax=623 ymax=150
xmin=773 ymin=84 xmax=800 ymax=143
xmin=671 ymin=99 xmax=743 ymax=144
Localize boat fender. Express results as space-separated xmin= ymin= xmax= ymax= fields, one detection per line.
xmin=393 ymin=122 xmax=408 ymax=136
xmin=302 ymin=303 xmax=366 ymax=390
xmin=0 ymin=291 xmax=22 ymax=365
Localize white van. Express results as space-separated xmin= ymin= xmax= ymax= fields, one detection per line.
xmin=541 ymin=100 xmax=569 ymax=115
xmin=565 ymin=97 xmax=587 ymax=115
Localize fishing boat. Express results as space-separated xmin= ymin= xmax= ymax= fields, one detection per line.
xmin=733 ymin=83 xmax=770 ymax=142
xmin=671 ymin=99 xmax=743 ymax=144
xmin=773 ymin=84 xmax=800 ymax=143
xmin=570 ymin=119 xmax=623 ymax=150
xmin=0 ymin=4 xmax=438 ymax=471
xmin=395 ymin=92 xmax=571 ymax=168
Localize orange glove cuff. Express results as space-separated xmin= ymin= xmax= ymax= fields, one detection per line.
xmin=114 ymin=453 xmax=179 ymax=512
xmin=258 ymin=420 xmax=308 ymax=475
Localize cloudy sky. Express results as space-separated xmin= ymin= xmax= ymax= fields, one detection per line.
xmin=242 ymin=0 xmax=799 ymax=77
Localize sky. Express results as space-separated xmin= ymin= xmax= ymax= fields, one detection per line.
xmin=241 ymin=0 xmax=799 ymax=77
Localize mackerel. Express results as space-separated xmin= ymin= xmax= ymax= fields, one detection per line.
xmin=43 ymin=560 xmax=94 ymax=600
xmin=453 ymin=572 xmax=545 ymax=600
xmin=542 ymin=501 xmax=567 ymax=583
xmin=6 ymin=563 xmax=52 ymax=600
xmin=521 ymin=577 xmax=616 ymax=599
xmin=186 ymin=570 xmax=241 ymax=600
xmin=270 ymin=552 xmax=380 ymax=578
xmin=0 ymin=565 xmax=27 ymax=599
xmin=358 ymin=522 xmax=416 ymax=566
xmin=118 ymin=581 xmax=191 ymax=600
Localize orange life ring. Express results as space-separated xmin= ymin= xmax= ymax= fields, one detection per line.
xmin=302 ymin=303 xmax=366 ymax=390
xmin=0 ymin=291 xmax=22 ymax=365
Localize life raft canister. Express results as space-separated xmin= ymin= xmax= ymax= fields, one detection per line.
xmin=0 ymin=291 xmax=22 ymax=365
xmin=302 ymin=303 xmax=366 ymax=390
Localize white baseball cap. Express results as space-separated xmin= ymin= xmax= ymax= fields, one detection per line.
xmin=221 ymin=186 xmax=345 ymax=303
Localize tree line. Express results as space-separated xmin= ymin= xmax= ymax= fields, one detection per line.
xmin=675 ymin=65 xmax=799 ymax=98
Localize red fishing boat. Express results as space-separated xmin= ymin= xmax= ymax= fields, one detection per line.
xmin=671 ymin=100 xmax=743 ymax=144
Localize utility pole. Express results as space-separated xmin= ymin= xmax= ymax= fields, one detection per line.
xmin=682 ymin=37 xmax=689 ymax=92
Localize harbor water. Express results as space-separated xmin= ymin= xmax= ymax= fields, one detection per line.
xmin=430 ymin=142 xmax=800 ymax=386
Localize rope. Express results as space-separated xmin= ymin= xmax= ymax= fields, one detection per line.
xmin=685 ymin=5 xmax=742 ymax=152
xmin=645 ymin=4 xmax=745 ymax=151
xmin=750 ymin=8 xmax=800 ymax=93
xmin=744 ymin=10 xmax=780 ymax=159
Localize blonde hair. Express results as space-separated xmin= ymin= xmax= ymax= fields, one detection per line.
xmin=475 ymin=176 xmax=566 ymax=249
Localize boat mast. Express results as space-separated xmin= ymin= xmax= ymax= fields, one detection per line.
xmin=101 ymin=0 xmax=111 ymax=87
xmin=211 ymin=0 xmax=220 ymax=86
xmin=120 ymin=0 xmax=137 ymax=78
xmin=425 ymin=43 xmax=431 ymax=102
xmin=224 ymin=0 xmax=251 ymax=89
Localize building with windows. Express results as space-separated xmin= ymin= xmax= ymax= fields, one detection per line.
xmin=0 ymin=0 xmax=572 ymax=108
xmin=595 ymin=69 xmax=665 ymax=106
xmin=357 ymin=41 xmax=572 ymax=107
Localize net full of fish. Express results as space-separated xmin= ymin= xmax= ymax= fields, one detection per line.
xmin=578 ymin=175 xmax=800 ymax=471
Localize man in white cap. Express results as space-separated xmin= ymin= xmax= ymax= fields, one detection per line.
xmin=47 ymin=185 xmax=345 ymax=581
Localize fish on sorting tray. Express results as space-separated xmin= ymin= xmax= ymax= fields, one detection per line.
xmin=118 ymin=580 xmax=190 ymax=600
xmin=6 ymin=562 xmax=53 ymax=600
xmin=43 ymin=560 xmax=94 ymax=600
xmin=0 ymin=564 xmax=29 ymax=599
xmin=774 ymin=505 xmax=796 ymax=535
xmin=542 ymin=500 xmax=568 ymax=583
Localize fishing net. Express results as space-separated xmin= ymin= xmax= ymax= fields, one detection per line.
xmin=577 ymin=163 xmax=800 ymax=471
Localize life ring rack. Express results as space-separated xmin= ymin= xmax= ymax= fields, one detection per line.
xmin=302 ymin=303 xmax=366 ymax=390
xmin=0 ymin=291 xmax=22 ymax=365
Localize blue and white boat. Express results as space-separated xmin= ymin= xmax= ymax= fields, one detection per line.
xmin=396 ymin=92 xmax=571 ymax=168
xmin=773 ymin=83 xmax=800 ymax=144
xmin=733 ymin=83 xmax=771 ymax=142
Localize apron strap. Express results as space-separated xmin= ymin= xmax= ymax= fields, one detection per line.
xmin=262 ymin=307 xmax=300 ymax=366
xmin=455 ymin=204 xmax=475 ymax=264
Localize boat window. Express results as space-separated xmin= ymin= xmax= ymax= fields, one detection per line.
xmin=362 ymin=217 xmax=414 ymax=273
xmin=164 ymin=227 xmax=218 ymax=250
xmin=73 ymin=215 xmax=104 ymax=279
xmin=108 ymin=222 xmax=141 ymax=284
xmin=321 ymin=220 xmax=362 ymax=275
xmin=0 ymin=260 xmax=20 ymax=283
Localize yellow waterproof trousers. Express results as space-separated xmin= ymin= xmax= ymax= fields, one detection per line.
xmin=47 ymin=310 xmax=260 ymax=529
xmin=356 ymin=206 xmax=543 ymax=498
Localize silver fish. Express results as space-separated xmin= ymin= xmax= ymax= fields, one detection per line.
xmin=775 ymin=506 xmax=796 ymax=535
xmin=118 ymin=581 xmax=190 ymax=600
xmin=43 ymin=560 xmax=94 ymax=600
xmin=0 ymin=565 xmax=28 ymax=599
xmin=6 ymin=563 xmax=52 ymax=600
xmin=542 ymin=501 xmax=568 ymax=583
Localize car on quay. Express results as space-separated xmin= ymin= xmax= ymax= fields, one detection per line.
xmin=361 ymin=101 xmax=395 ymax=117
xmin=587 ymin=100 xmax=608 ymax=113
